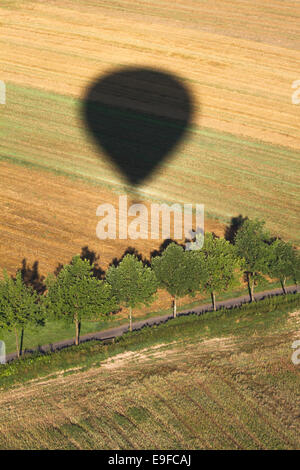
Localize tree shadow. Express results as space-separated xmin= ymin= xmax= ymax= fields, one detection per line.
xmin=17 ymin=259 xmax=46 ymax=294
xmin=53 ymin=262 xmax=64 ymax=277
xmin=109 ymin=246 xmax=149 ymax=268
xmin=80 ymin=245 xmax=105 ymax=279
xmin=150 ymin=238 xmax=183 ymax=258
xmin=225 ymin=215 xmax=248 ymax=243
xmin=54 ymin=246 xmax=105 ymax=279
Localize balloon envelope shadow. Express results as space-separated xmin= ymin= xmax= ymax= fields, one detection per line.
xmin=82 ymin=67 xmax=194 ymax=186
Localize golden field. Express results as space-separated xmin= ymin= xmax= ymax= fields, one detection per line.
xmin=0 ymin=0 xmax=299 ymax=279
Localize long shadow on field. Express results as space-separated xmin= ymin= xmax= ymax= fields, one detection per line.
xmin=17 ymin=259 xmax=46 ymax=294
xmin=82 ymin=67 xmax=195 ymax=187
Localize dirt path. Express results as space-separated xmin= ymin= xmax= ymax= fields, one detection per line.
xmin=5 ymin=285 xmax=299 ymax=362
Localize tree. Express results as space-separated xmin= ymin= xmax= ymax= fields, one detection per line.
xmin=151 ymin=243 xmax=199 ymax=318
xmin=268 ymin=239 xmax=299 ymax=294
xmin=0 ymin=271 xmax=43 ymax=357
xmin=194 ymin=233 xmax=242 ymax=310
xmin=234 ymin=219 xmax=271 ymax=302
xmin=45 ymin=256 xmax=116 ymax=345
xmin=106 ymin=254 xmax=158 ymax=331
xmin=291 ymin=250 xmax=300 ymax=287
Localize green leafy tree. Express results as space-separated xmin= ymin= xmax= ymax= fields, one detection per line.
xmin=106 ymin=254 xmax=158 ymax=331
xmin=0 ymin=271 xmax=43 ymax=357
xmin=268 ymin=239 xmax=299 ymax=294
xmin=234 ymin=219 xmax=271 ymax=302
xmin=194 ymin=233 xmax=242 ymax=310
xmin=291 ymin=250 xmax=300 ymax=287
xmin=152 ymin=243 xmax=199 ymax=318
xmin=45 ymin=256 xmax=116 ymax=345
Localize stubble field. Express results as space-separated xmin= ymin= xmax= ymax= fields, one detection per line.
xmin=0 ymin=0 xmax=299 ymax=284
xmin=0 ymin=298 xmax=299 ymax=449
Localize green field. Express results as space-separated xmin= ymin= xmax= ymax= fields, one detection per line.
xmin=0 ymin=294 xmax=299 ymax=449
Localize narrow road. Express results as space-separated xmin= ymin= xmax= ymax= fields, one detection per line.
xmin=5 ymin=285 xmax=299 ymax=362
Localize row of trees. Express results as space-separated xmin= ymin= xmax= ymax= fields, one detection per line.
xmin=0 ymin=219 xmax=299 ymax=356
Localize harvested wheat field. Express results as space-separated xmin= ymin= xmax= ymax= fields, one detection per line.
xmin=0 ymin=160 xmax=226 ymax=322
xmin=0 ymin=300 xmax=299 ymax=449
xmin=0 ymin=161 xmax=224 ymax=277
xmin=0 ymin=0 xmax=299 ymax=280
